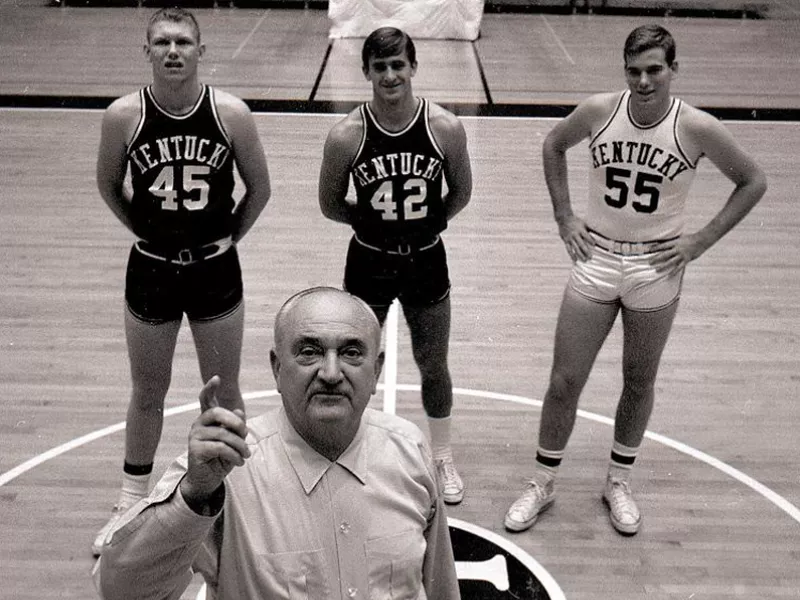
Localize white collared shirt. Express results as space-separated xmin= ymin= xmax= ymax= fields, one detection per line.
xmin=94 ymin=407 xmax=460 ymax=600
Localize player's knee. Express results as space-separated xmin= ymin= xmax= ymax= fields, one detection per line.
xmin=130 ymin=371 xmax=171 ymax=406
xmin=548 ymin=369 xmax=584 ymax=402
xmin=415 ymin=353 xmax=450 ymax=381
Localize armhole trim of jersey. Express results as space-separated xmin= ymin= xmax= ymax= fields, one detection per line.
xmin=589 ymin=91 xmax=626 ymax=146
xmin=126 ymin=88 xmax=148 ymax=155
xmin=673 ymin=100 xmax=699 ymax=169
xmin=209 ymin=86 xmax=233 ymax=147
xmin=423 ymin=99 xmax=446 ymax=160
xmin=350 ymin=104 xmax=368 ymax=168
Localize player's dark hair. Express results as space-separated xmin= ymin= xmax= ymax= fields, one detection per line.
xmin=624 ymin=24 xmax=676 ymax=66
xmin=146 ymin=7 xmax=201 ymax=43
xmin=362 ymin=27 xmax=417 ymax=70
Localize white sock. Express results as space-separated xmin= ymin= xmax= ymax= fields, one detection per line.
xmin=428 ymin=415 xmax=453 ymax=461
xmin=533 ymin=447 xmax=564 ymax=488
xmin=117 ymin=472 xmax=150 ymax=508
xmin=608 ymin=440 xmax=639 ymax=482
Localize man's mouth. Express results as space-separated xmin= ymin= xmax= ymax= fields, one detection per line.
xmin=312 ymin=392 xmax=348 ymax=402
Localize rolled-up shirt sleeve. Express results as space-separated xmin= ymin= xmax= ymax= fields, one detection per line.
xmin=93 ymin=456 xmax=222 ymax=600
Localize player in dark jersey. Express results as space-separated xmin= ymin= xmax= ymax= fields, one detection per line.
xmin=92 ymin=7 xmax=271 ymax=556
xmin=319 ymin=27 xmax=473 ymax=505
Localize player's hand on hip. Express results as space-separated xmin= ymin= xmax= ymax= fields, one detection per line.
xmin=183 ymin=376 xmax=250 ymax=502
xmin=558 ymin=215 xmax=594 ymax=262
xmin=649 ymin=234 xmax=701 ymax=275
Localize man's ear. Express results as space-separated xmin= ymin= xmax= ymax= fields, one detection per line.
xmin=270 ymin=349 xmax=281 ymax=391
xmin=198 ymin=43 xmax=206 ymax=61
xmin=372 ymin=351 xmax=385 ymax=393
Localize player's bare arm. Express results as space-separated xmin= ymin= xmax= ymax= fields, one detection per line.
xmin=96 ymin=93 xmax=141 ymax=234
xmin=215 ymin=90 xmax=272 ymax=243
xmin=543 ymin=93 xmax=617 ymax=261
xmin=319 ymin=111 xmax=363 ymax=225
xmin=429 ymin=104 xmax=472 ymax=221
xmin=650 ymin=106 xmax=767 ymax=274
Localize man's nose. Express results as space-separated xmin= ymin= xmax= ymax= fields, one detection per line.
xmin=318 ymin=350 xmax=343 ymax=382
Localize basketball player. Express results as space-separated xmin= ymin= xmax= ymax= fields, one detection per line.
xmin=92 ymin=7 xmax=271 ymax=556
xmin=318 ymin=27 xmax=473 ymax=504
xmin=504 ymin=24 xmax=766 ymax=535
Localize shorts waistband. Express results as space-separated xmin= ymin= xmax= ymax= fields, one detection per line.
xmin=135 ymin=236 xmax=233 ymax=265
xmin=589 ymin=230 xmax=675 ymax=256
xmin=354 ymin=233 xmax=440 ymax=255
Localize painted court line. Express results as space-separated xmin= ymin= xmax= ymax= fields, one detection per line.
xmin=540 ymin=14 xmax=576 ymax=66
xmin=1 ymin=386 xmax=798 ymax=527
xmin=232 ymin=10 xmax=269 ymax=59
xmin=382 ymin=299 xmax=400 ymax=415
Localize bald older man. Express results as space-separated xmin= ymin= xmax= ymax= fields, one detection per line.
xmin=94 ymin=287 xmax=460 ymax=600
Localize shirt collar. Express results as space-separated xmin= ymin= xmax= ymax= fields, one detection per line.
xmin=278 ymin=408 xmax=368 ymax=494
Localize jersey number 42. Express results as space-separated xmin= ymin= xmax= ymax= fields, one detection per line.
xmin=370 ymin=179 xmax=428 ymax=221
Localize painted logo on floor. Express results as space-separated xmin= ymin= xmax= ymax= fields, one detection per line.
xmin=449 ymin=518 xmax=565 ymax=599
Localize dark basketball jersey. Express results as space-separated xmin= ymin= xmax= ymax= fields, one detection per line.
xmin=127 ymin=85 xmax=235 ymax=250
xmin=350 ymin=98 xmax=447 ymax=246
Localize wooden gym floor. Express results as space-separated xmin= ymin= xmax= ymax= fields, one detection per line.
xmin=0 ymin=3 xmax=798 ymax=599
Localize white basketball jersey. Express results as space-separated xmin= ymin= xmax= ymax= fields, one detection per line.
xmin=587 ymin=91 xmax=698 ymax=241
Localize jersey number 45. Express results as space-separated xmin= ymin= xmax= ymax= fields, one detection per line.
xmin=150 ymin=165 xmax=210 ymax=211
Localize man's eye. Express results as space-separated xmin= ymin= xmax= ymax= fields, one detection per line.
xmin=298 ymin=346 xmax=320 ymax=357
xmin=341 ymin=347 xmax=363 ymax=360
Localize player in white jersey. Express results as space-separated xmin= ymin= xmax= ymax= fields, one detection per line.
xmin=504 ymin=24 xmax=766 ymax=536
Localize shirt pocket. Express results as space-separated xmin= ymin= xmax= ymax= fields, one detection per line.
xmin=258 ymin=548 xmax=329 ymax=600
xmin=365 ymin=529 xmax=426 ymax=600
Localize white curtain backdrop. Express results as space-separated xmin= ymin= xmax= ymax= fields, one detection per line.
xmin=328 ymin=0 xmax=484 ymax=40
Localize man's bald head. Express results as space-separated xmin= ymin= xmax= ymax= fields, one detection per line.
xmin=273 ymin=287 xmax=381 ymax=353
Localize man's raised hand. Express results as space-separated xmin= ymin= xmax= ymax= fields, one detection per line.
xmin=180 ymin=376 xmax=250 ymax=512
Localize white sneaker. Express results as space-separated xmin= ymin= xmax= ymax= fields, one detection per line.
xmin=602 ymin=476 xmax=641 ymax=535
xmin=92 ymin=504 xmax=128 ymax=557
xmin=434 ymin=456 xmax=465 ymax=505
xmin=504 ymin=479 xmax=555 ymax=532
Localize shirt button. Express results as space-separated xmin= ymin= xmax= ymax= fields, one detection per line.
xmin=339 ymin=521 xmax=351 ymax=534
xmin=347 ymin=587 xmax=358 ymax=597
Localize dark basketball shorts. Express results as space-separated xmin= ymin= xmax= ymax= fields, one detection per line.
xmin=343 ymin=235 xmax=451 ymax=309
xmin=125 ymin=244 xmax=243 ymax=324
